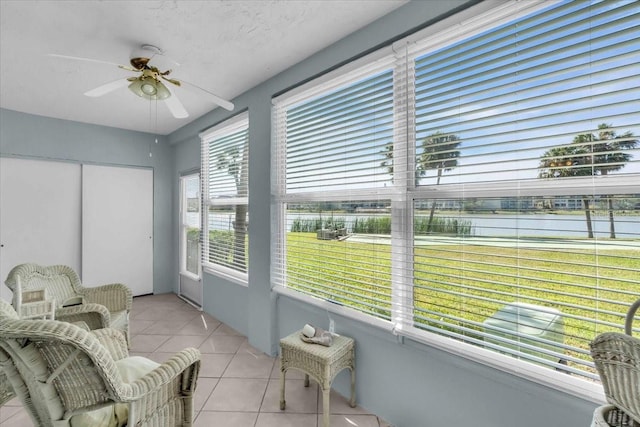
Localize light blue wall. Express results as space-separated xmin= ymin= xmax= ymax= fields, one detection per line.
xmin=278 ymin=295 xmax=598 ymax=427
xmin=170 ymin=1 xmax=601 ymax=426
xmin=0 ymin=109 xmax=175 ymax=294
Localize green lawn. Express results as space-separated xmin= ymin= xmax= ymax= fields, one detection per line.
xmin=285 ymin=232 xmax=640 ymax=374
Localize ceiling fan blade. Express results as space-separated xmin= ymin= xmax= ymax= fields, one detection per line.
xmin=47 ymin=53 xmax=129 ymax=69
xmin=150 ymin=53 xmax=181 ymax=69
xmin=84 ymin=79 xmax=130 ymax=97
xmin=179 ymin=80 xmax=234 ymax=111
xmin=161 ymin=75 xmax=181 ymax=86
xmin=164 ymin=90 xmax=189 ymax=119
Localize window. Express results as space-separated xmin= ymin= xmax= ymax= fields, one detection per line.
xmin=179 ymin=173 xmax=200 ymax=278
xmin=273 ymin=60 xmax=396 ymax=320
xmin=273 ymin=0 xmax=640 ymax=393
xmin=200 ymin=112 xmax=249 ymax=282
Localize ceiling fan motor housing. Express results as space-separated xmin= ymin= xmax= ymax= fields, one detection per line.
xmin=130 ymin=44 xmax=164 ymax=69
xmin=130 ymin=56 xmax=151 ymax=70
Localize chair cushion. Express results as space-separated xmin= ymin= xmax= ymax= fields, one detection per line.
xmin=70 ymin=356 xmax=159 ymax=427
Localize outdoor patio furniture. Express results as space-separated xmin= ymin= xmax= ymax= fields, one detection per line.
xmin=484 ymin=302 xmax=565 ymax=367
xmin=4 ymin=263 xmax=133 ymax=346
xmin=0 ymin=311 xmax=201 ymax=426
xmin=11 ymin=287 xmax=55 ymax=320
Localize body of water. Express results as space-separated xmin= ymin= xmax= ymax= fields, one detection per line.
xmin=188 ymin=212 xmax=639 ymax=239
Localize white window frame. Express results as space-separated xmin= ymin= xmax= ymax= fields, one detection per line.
xmin=200 ymin=111 xmax=250 ymax=284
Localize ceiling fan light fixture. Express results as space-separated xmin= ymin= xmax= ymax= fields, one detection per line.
xmin=128 ymin=77 xmax=170 ymax=100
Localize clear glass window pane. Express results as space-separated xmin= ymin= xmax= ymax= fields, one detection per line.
xmin=284 ymin=201 xmax=392 ymax=319
xmin=181 ymin=174 xmax=200 ymax=277
xmin=207 ymin=204 xmax=248 ymax=273
xmin=413 ymin=195 xmax=640 ymax=376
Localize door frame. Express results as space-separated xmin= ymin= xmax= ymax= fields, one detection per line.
xmin=178 ymin=171 xmax=202 ymax=308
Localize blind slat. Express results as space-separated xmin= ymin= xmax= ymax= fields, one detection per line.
xmin=200 ymin=112 xmax=249 ymax=280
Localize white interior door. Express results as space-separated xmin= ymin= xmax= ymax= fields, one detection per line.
xmin=82 ymin=165 xmax=153 ymax=296
xmin=0 ymin=157 xmax=82 ymax=302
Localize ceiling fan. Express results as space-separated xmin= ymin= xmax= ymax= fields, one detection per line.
xmin=48 ymin=44 xmax=234 ymax=118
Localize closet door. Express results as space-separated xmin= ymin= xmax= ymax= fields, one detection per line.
xmin=82 ymin=165 xmax=153 ymax=296
xmin=0 ymin=158 xmax=81 ymax=302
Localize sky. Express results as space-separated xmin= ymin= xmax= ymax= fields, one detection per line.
xmin=284 ymin=0 xmax=639 ymax=192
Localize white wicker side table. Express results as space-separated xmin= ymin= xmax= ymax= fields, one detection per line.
xmin=280 ymin=330 xmax=356 ymax=427
xmin=16 ymin=288 xmax=55 ymax=320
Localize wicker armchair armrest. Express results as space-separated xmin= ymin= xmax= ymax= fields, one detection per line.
xmin=123 ymin=349 xmax=200 ymax=426
xmin=0 ymin=369 xmax=16 ymax=407
xmin=0 ymin=349 xmax=18 ymax=407
xmin=55 ymin=303 xmax=111 ymax=330
xmin=625 ymin=298 xmax=640 ymax=336
xmin=82 ymin=283 xmax=133 ymax=313
xmin=119 ymin=348 xmax=201 ymax=400
xmin=91 ymin=328 xmax=129 ymax=361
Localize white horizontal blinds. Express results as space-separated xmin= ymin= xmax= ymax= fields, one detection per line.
xmin=282 ymin=202 xmax=393 ymax=319
xmin=409 ymin=0 xmax=640 ymax=379
xmin=414 ymin=0 xmax=640 ymax=186
xmin=200 ymin=112 xmax=249 ymax=278
xmin=285 ymin=69 xmax=394 ymax=193
xmin=412 ymin=195 xmax=640 ymax=378
xmin=273 ymin=65 xmax=395 ymax=318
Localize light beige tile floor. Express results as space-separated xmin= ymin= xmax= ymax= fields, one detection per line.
xmin=0 ymin=293 xmax=392 ymax=427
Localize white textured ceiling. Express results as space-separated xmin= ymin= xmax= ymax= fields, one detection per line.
xmin=0 ymin=0 xmax=407 ymax=135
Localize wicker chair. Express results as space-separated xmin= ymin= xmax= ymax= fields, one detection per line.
xmin=590 ymin=298 xmax=640 ymax=426
xmin=0 ymin=312 xmax=200 ymax=427
xmin=0 ymin=370 xmax=15 ymax=406
xmin=0 ymin=300 xmax=18 ymax=407
xmin=4 ymin=263 xmax=133 ymax=346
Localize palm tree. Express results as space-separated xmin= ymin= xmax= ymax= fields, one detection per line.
xmin=380 ymin=143 xmax=424 ymax=185
xmin=584 ymin=125 xmax=638 ymax=238
xmin=380 ymin=142 xmax=393 ymax=178
xmin=538 ymin=144 xmax=594 ymax=237
xmin=538 ymin=124 xmax=638 ymax=238
xmin=418 ymin=132 xmax=461 ymax=232
xmin=216 ymin=140 xmax=249 ymax=271
xmin=381 ymin=131 xmax=461 ymax=232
